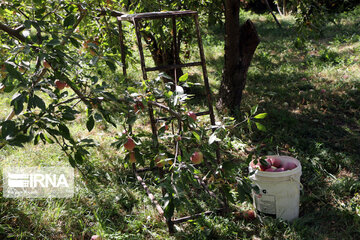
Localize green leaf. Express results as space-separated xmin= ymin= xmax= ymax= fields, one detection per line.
xmin=179 ymin=73 xmax=188 ymax=82
xmin=33 ymin=95 xmax=46 ymax=110
xmin=43 ymin=133 xmax=54 ymax=144
xmin=75 ymin=151 xmax=84 ymax=164
xmin=250 ymin=104 xmax=258 ymax=115
xmin=134 ymin=148 xmax=144 ymax=166
xmin=105 ymin=60 xmax=116 ymax=72
xmin=10 ymin=92 xmax=25 ymax=115
xmin=192 ymin=131 xmax=200 ymax=142
xmin=47 ymin=38 xmax=61 ymax=46
xmin=209 ymin=132 xmax=220 ymax=145
xmin=163 ymin=197 xmax=175 ymax=220
xmin=86 ymin=115 xmax=95 ymax=132
xmin=68 ymin=156 xmax=76 ymax=168
xmin=58 ymin=124 xmax=71 ymax=139
xmin=254 ymin=113 xmax=268 ymax=119
xmin=5 ymin=64 xmax=24 ymax=82
xmin=69 ymin=37 xmax=80 ymax=48
xmin=64 ymin=14 xmax=75 ymax=28
xmin=1 ymin=120 xmax=16 ymax=138
xmin=34 ymin=133 xmax=40 ymax=145
xmin=255 ymin=122 xmax=266 ymax=132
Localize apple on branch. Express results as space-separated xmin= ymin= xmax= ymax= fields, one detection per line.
xmin=191 ymin=150 xmax=203 ymax=165
xmin=43 ymin=60 xmax=51 ymax=69
xmin=55 ymin=80 xmax=67 ymax=90
xmin=129 ymin=151 xmax=136 ymax=163
xmin=134 ymin=101 xmax=145 ymax=113
xmin=124 ymin=138 xmax=135 ymax=151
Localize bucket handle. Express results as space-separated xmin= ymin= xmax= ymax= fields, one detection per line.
xmin=289 ymin=176 xmax=303 ymax=191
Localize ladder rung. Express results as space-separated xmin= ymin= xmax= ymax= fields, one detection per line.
xmin=145 ymin=62 xmax=202 ymax=72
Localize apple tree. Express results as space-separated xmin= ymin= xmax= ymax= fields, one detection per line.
xmin=1 ymin=0 xmax=266 ymax=225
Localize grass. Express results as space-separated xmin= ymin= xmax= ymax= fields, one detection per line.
xmin=1 ymin=7 xmax=360 ymax=240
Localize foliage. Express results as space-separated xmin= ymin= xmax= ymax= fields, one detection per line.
xmin=0 ymin=0 xmax=268 ymax=231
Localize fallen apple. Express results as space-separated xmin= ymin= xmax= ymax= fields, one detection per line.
xmin=191 ymin=151 xmax=203 ymax=164
xmin=187 ymin=111 xmax=197 ymax=121
xmin=124 ymin=138 xmax=135 ymax=151
xmin=243 ymin=210 xmax=256 ymax=220
xmin=55 ymin=80 xmax=67 ymax=90
xmin=129 ymin=151 xmax=136 ymax=163
xmin=91 ymin=235 xmax=101 ymax=240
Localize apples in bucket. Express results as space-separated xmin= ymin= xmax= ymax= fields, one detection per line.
xmin=251 ymin=156 xmax=298 ymax=172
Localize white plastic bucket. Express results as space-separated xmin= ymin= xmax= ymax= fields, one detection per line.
xmin=249 ymin=155 xmax=302 ymax=221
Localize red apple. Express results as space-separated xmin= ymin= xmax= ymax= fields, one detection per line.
xmin=19 ymin=66 xmax=26 ymax=73
xmin=187 ymin=111 xmax=197 ymax=121
xmin=243 ymin=210 xmax=256 ymax=220
xmin=1 ymin=65 xmax=7 ymax=78
xmin=283 ymin=162 xmax=297 ymax=170
xmin=91 ymin=235 xmax=101 ymax=240
xmin=89 ymin=49 xmax=96 ymax=56
xmin=191 ymin=151 xmax=203 ymax=165
xmin=134 ymin=101 xmax=144 ymax=113
xmin=258 ymin=159 xmax=271 ymax=171
xmin=129 ymin=151 xmax=136 ymax=163
xmin=43 ymin=60 xmax=51 ymax=69
xmin=55 ymin=80 xmax=67 ymax=90
xmin=274 ymin=167 xmax=285 ymax=172
xmin=124 ymin=138 xmax=135 ymax=151
xmin=265 ymin=168 xmax=276 ymax=172
xmin=270 ymin=157 xmax=282 ymax=168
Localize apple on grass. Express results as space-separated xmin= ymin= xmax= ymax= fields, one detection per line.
xmin=243 ymin=210 xmax=256 ymax=220
xmin=124 ymin=138 xmax=135 ymax=151
xmin=191 ymin=151 xmax=203 ymax=165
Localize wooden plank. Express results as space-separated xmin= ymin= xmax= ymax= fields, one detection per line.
xmin=133 ymin=19 xmax=147 ymax=80
xmin=145 ymin=62 xmax=202 ymax=72
xmin=172 ymin=211 xmax=214 ymax=224
xmin=133 ymin=164 xmax=164 ymax=216
xmin=118 ymin=10 xmax=197 ymax=21
xmin=117 ymin=19 xmax=127 ymax=76
xmin=193 ymin=14 xmax=221 ymax=165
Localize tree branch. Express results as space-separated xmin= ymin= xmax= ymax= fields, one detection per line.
xmin=0 ymin=22 xmax=26 ymax=42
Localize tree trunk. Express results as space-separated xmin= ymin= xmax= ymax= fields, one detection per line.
xmin=218 ymin=0 xmax=260 ymax=113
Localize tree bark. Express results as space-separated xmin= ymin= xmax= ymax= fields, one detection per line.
xmin=218 ymin=0 xmax=260 ymax=113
